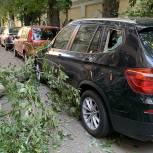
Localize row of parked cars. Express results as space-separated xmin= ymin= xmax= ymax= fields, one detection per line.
xmin=0 ymin=25 xmax=59 ymax=58
xmin=1 ymin=18 xmax=153 ymax=141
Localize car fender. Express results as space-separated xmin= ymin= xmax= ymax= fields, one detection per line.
xmin=79 ymin=80 xmax=112 ymax=120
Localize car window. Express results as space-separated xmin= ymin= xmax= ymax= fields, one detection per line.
xmin=104 ymin=29 xmax=123 ymax=52
xmin=9 ymin=28 xmax=20 ymax=35
xmin=88 ymin=27 xmax=102 ymax=53
xmin=71 ymin=24 xmax=97 ymax=52
xmin=139 ymin=28 xmax=153 ymax=56
xmin=32 ymin=28 xmax=41 ymax=40
xmin=53 ymin=25 xmax=76 ymax=50
xmin=32 ymin=28 xmax=58 ymax=41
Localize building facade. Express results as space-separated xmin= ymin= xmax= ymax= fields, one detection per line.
xmin=60 ymin=0 xmax=129 ymax=25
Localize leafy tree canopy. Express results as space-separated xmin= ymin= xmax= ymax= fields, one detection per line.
xmin=127 ymin=0 xmax=153 ymax=17
xmin=0 ymin=0 xmax=72 ymax=26
xmin=0 ymin=0 xmax=46 ymax=25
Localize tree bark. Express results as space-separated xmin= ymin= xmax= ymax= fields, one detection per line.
xmin=102 ymin=0 xmax=119 ymax=17
xmin=23 ymin=14 xmax=31 ymax=26
xmin=62 ymin=9 xmax=69 ymax=27
xmin=47 ymin=0 xmax=60 ymax=27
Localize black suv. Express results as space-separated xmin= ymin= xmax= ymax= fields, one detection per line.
xmin=36 ymin=18 xmax=153 ymax=141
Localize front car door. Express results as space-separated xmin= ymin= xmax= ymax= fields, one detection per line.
xmin=45 ymin=24 xmax=78 ymax=68
xmin=46 ymin=23 xmax=104 ymax=86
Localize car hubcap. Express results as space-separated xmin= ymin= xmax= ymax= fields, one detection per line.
xmin=36 ymin=64 xmax=41 ymax=81
xmin=82 ymin=97 xmax=100 ymax=130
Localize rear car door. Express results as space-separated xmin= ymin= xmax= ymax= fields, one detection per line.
xmin=98 ymin=25 xmax=133 ymax=119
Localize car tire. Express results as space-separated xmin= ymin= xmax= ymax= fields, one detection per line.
xmin=35 ymin=63 xmax=41 ymax=82
xmin=14 ymin=49 xmax=18 ymax=57
xmin=1 ymin=43 xmax=4 ymax=47
xmin=5 ymin=44 xmax=9 ymax=51
xmin=24 ymin=52 xmax=30 ymax=61
xmin=81 ymin=90 xmax=111 ymax=137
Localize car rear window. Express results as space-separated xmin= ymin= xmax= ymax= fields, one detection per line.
xmin=139 ymin=28 xmax=153 ymax=55
xmin=32 ymin=28 xmax=58 ymax=41
xmin=9 ymin=28 xmax=20 ymax=35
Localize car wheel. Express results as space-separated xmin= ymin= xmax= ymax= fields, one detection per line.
xmin=5 ymin=44 xmax=9 ymax=51
xmin=1 ymin=43 xmax=4 ymax=47
xmin=81 ymin=90 xmax=111 ymax=137
xmin=35 ymin=63 xmax=41 ymax=81
xmin=14 ymin=49 xmax=18 ymax=57
xmin=24 ymin=53 xmax=27 ymax=60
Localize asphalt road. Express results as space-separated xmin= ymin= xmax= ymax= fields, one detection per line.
xmin=0 ymin=47 xmax=153 ymax=153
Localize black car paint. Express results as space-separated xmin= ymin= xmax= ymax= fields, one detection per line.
xmin=40 ymin=19 xmax=153 ymax=141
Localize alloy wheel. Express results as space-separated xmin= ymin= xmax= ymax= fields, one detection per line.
xmin=36 ymin=64 xmax=41 ymax=81
xmin=82 ymin=97 xmax=100 ymax=130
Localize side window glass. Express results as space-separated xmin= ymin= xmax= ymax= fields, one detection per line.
xmin=88 ymin=27 xmax=102 ymax=53
xmin=33 ymin=28 xmax=41 ymax=40
xmin=104 ymin=29 xmax=123 ymax=51
xmin=71 ymin=24 xmax=97 ymax=52
xmin=53 ymin=25 xmax=76 ymax=50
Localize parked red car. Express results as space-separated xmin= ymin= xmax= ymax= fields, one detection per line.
xmin=14 ymin=26 xmax=60 ymax=58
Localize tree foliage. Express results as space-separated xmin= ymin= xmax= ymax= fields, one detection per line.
xmin=0 ymin=0 xmax=46 ymax=25
xmin=0 ymin=0 xmax=72 ymax=26
xmin=0 ymin=51 xmax=79 ymax=152
xmin=127 ymin=0 xmax=153 ymax=17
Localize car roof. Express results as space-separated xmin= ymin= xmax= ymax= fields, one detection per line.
xmin=70 ymin=18 xmax=153 ymax=27
xmin=23 ymin=25 xmax=60 ymax=29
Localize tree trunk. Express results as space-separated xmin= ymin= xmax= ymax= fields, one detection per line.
xmin=23 ymin=14 xmax=31 ymax=26
xmin=129 ymin=0 xmax=136 ymax=7
xmin=102 ymin=0 xmax=119 ymax=17
xmin=23 ymin=8 xmax=31 ymax=26
xmin=62 ymin=9 xmax=69 ymax=27
xmin=38 ymin=16 xmax=41 ymax=25
xmin=47 ymin=0 xmax=60 ymax=27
